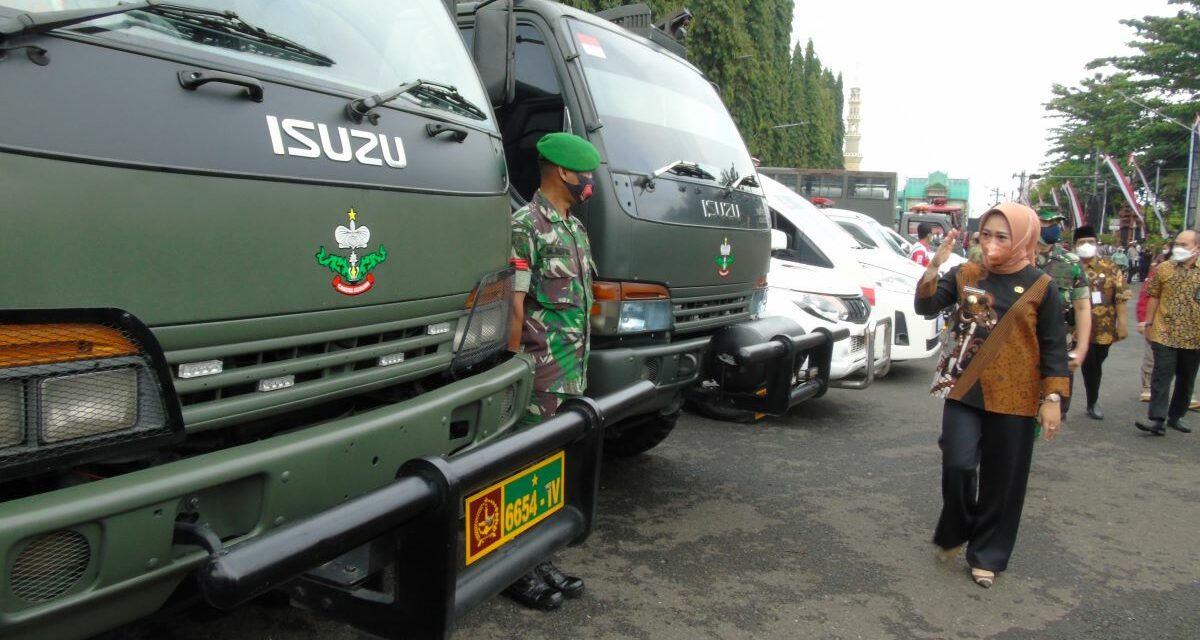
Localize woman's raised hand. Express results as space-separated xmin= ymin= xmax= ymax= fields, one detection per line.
xmin=931 ymin=229 xmax=960 ymax=268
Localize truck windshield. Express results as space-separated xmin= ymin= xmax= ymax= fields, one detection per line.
xmin=0 ymin=0 xmax=493 ymax=127
xmin=568 ymin=20 xmax=754 ymax=187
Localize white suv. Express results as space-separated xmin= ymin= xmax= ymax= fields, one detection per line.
xmin=761 ymin=177 xmax=891 ymax=387
xmin=822 ymin=208 xmax=943 ymax=362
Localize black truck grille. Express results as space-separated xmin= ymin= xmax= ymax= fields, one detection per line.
xmin=672 ymin=294 xmax=751 ymax=335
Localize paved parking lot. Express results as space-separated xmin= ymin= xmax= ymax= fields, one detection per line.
xmin=110 ymin=303 xmax=1200 ymax=639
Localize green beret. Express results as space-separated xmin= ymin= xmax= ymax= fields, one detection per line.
xmin=1038 ymin=208 xmax=1065 ymax=221
xmin=536 ymin=132 xmax=601 ymax=172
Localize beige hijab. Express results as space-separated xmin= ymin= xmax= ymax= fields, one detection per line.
xmin=979 ymin=202 xmax=1039 ymax=275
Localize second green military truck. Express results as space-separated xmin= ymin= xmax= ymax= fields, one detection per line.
xmin=461 ymin=0 xmax=844 ymax=453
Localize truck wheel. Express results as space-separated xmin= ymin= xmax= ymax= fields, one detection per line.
xmin=604 ymin=409 xmax=679 ymax=457
xmin=685 ymin=398 xmax=760 ymax=424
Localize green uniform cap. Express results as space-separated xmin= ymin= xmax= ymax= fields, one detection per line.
xmin=1038 ymin=208 xmax=1065 ymax=222
xmin=536 ymin=132 xmax=601 ymax=172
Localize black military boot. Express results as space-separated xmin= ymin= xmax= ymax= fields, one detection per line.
xmin=535 ymin=561 xmax=584 ymax=599
xmin=1135 ymin=419 xmax=1166 ymax=436
xmin=503 ymin=571 xmax=563 ymax=610
xmin=1167 ymin=419 xmax=1192 ymax=433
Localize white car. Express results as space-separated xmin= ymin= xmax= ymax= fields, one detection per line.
xmin=822 ymin=208 xmax=944 ymax=362
xmin=761 ymin=177 xmax=891 ymax=388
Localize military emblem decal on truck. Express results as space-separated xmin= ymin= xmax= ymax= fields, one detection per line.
xmin=715 ymin=237 xmax=734 ymax=277
xmin=315 ymin=209 xmax=388 ymax=295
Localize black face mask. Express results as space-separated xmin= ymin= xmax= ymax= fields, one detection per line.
xmin=562 ymin=170 xmax=594 ymax=204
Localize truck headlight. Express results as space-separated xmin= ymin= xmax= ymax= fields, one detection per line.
xmin=0 ymin=381 xmax=22 ymax=447
xmin=591 ymin=281 xmax=673 ymax=336
xmin=0 ymin=310 xmax=182 ymax=481
xmin=452 ymin=267 xmax=515 ymax=374
xmin=792 ymin=292 xmax=850 ymax=323
xmin=41 ymin=368 xmax=138 ymax=443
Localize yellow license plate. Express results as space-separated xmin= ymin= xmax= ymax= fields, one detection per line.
xmin=464 ymin=451 xmax=565 ymax=565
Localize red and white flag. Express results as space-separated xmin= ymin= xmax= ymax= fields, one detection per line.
xmin=576 ymin=33 xmax=607 ymax=58
xmin=1103 ymin=153 xmax=1147 ymax=235
xmin=1062 ymin=182 xmax=1085 ymax=228
xmin=1128 ymin=153 xmax=1153 ymax=195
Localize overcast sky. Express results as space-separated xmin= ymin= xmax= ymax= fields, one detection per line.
xmin=789 ymin=0 xmax=1179 ymax=213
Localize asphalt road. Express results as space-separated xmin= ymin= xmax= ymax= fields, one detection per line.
xmin=107 ymin=295 xmax=1200 ymax=639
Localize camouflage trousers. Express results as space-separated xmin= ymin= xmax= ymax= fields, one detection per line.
xmin=519 ymin=390 xmax=579 ymax=427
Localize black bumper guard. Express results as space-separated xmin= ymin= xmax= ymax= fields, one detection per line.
xmin=692 ymin=323 xmax=850 ymax=416
xmin=198 ymin=380 xmax=657 ymax=639
xmin=734 ymin=327 xmax=849 ymax=414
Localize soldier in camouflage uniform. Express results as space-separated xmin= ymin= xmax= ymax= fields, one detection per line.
xmin=1034 ymin=208 xmax=1091 ymax=417
xmin=503 ymin=132 xmax=599 ymax=611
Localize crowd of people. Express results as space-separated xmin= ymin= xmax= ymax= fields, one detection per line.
xmin=910 ymin=204 xmax=1200 ymax=590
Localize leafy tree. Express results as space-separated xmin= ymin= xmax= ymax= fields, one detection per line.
xmin=1042 ymin=0 xmax=1200 ymax=236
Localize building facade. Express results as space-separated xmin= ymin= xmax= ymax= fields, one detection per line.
xmin=760 ymin=167 xmax=898 ymax=225
xmin=897 ymin=171 xmax=970 ymax=214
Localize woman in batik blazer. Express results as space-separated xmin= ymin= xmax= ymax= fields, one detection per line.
xmin=914 ymin=202 xmax=1070 ymax=589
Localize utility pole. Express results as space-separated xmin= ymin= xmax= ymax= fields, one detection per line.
xmin=1100 ymin=179 xmax=1109 ymax=234
xmin=1186 ymin=117 xmax=1200 ymax=230
xmin=990 ymin=187 xmax=1003 ymax=205
xmin=1093 ymin=147 xmax=1103 ymax=230
xmin=1155 ymin=159 xmax=1168 ymax=238
xmin=1012 ymin=171 xmax=1028 ymax=204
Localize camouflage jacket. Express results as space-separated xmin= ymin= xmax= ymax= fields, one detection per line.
xmin=510 ymin=190 xmax=596 ymax=395
xmin=1035 ymin=244 xmax=1090 ymax=325
xmin=1082 ymin=257 xmax=1132 ymax=345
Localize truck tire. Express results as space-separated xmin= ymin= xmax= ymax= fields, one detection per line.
xmin=686 ymin=398 xmax=759 ymax=424
xmin=603 ymin=409 xmax=679 ymax=457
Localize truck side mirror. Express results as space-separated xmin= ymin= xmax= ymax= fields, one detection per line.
xmin=770 ymin=229 xmax=788 ymax=251
xmin=473 ymin=0 xmax=516 ymax=107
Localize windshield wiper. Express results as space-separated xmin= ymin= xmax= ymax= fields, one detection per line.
xmin=0 ymin=1 xmax=149 ymax=42
xmin=140 ymin=3 xmax=332 ymax=66
xmin=727 ymin=174 xmax=759 ymax=190
xmin=346 ymin=79 xmax=487 ymax=125
xmin=1 ymin=2 xmax=333 ymax=67
xmin=638 ymin=160 xmax=716 ymax=188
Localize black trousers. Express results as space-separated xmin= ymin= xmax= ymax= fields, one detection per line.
xmin=1148 ymin=342 xmax=1200 ymax=422
xmin=934 ymin=400 xmax=1036 ymax=572
xmin=1081 ymin=343 xmax=1111 ymax=408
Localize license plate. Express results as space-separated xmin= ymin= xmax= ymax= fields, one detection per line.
xmin=464 ymin=451 xmax=565 ymax=565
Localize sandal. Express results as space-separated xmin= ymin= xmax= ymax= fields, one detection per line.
xmin=970 ymin=567 xmax=995 ymax=588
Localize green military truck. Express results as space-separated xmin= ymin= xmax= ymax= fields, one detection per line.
xmin=0 ymin=1 xmax=657 ymax=638
xmin=460 ymin=0 xmax=843 ymax=452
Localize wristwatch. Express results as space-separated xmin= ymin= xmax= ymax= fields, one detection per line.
xmin=1044 ymin=393 xmax=1062 ymax=403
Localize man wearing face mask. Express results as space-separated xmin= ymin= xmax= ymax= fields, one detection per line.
xmin=1136 ymin=230 xmax=1200 ymax=436
xmin=1035 ymin=209 xmax=1091 ymax=417
xmin=504 ymin=132 xmax=600 ymax=610
xmin=1074 ymin=226 xmax=1131 ymax=420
